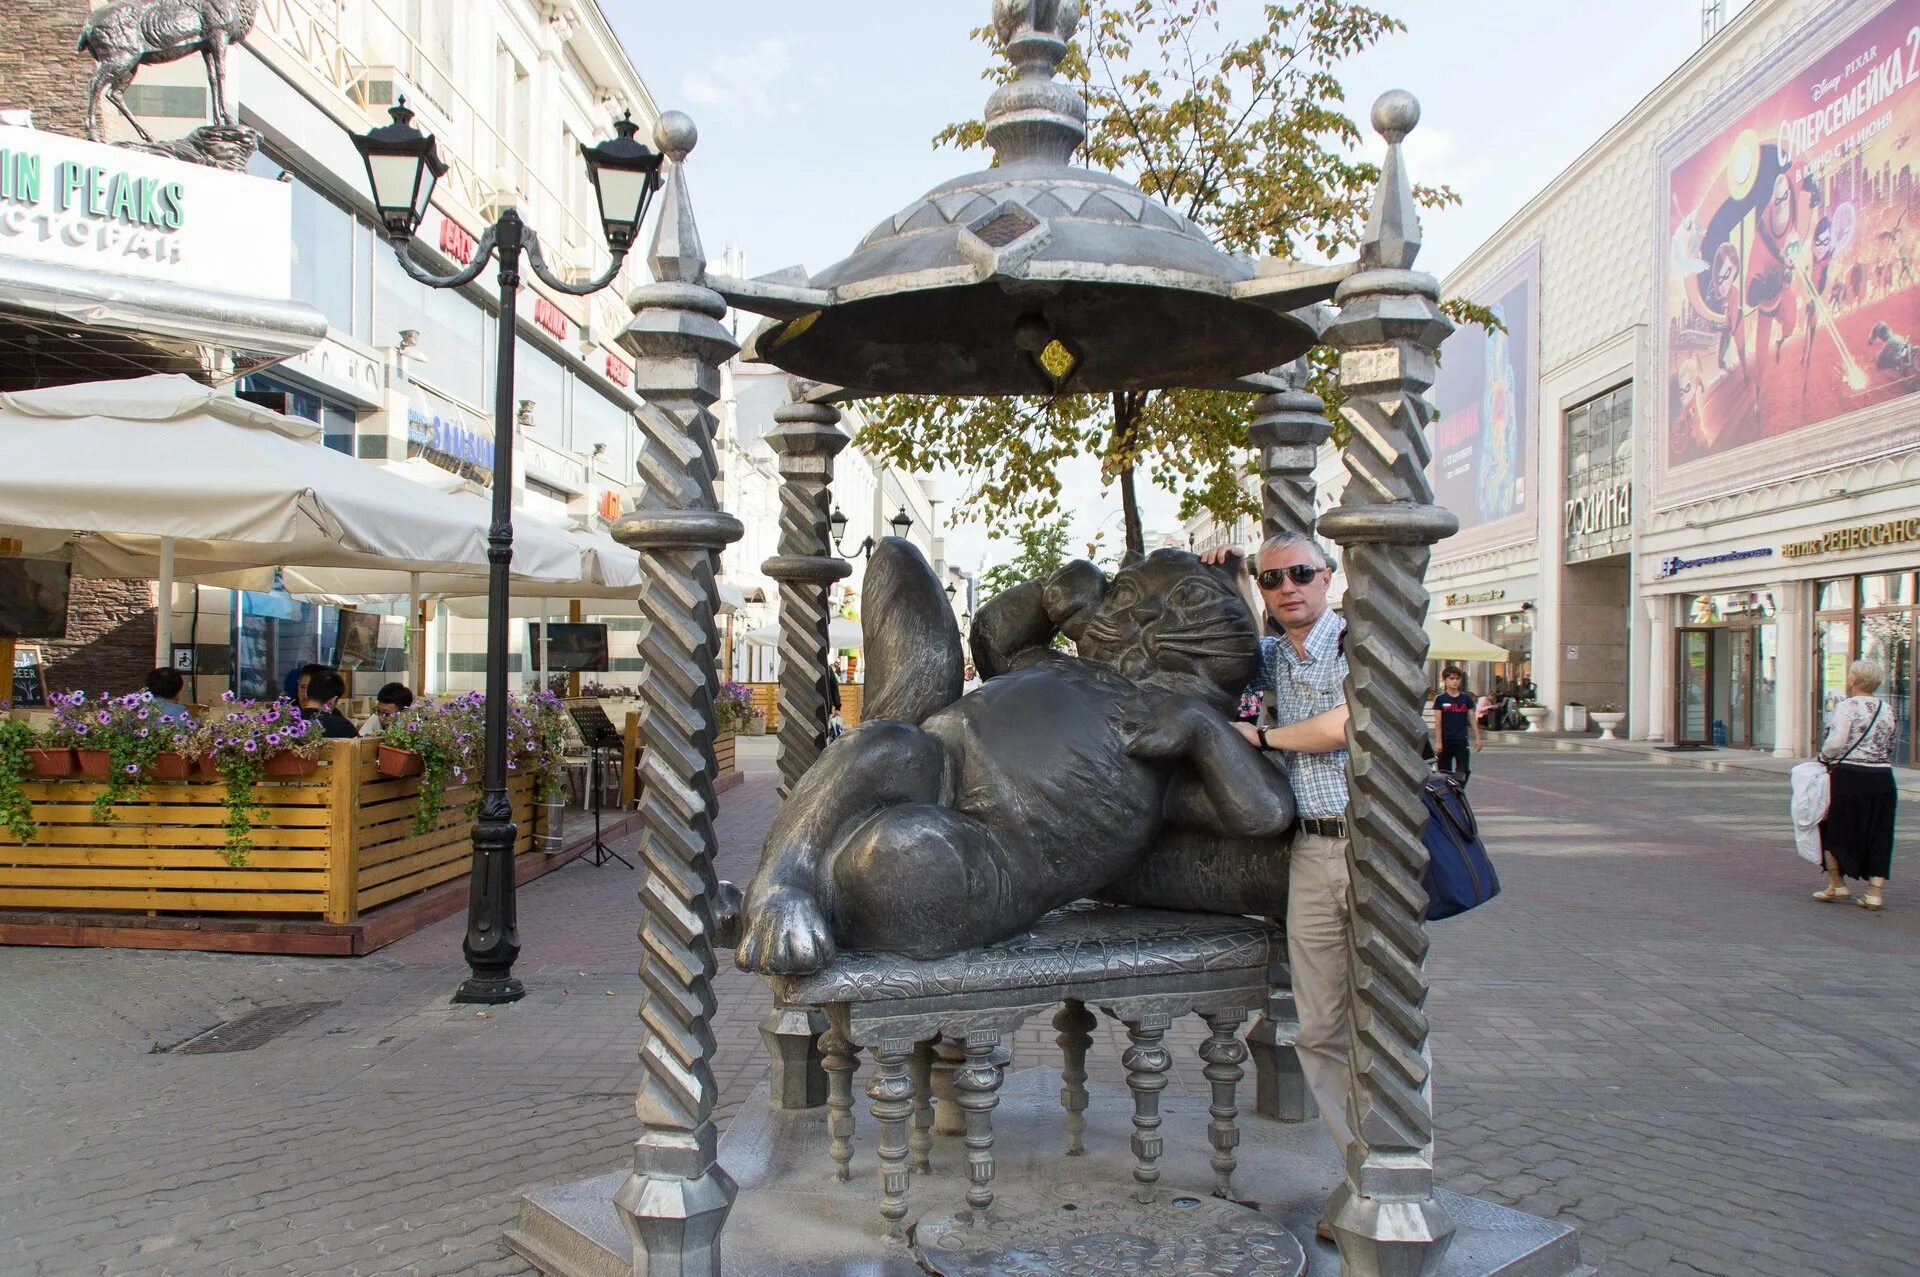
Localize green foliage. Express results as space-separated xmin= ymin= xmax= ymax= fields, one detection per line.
xmin=49 ymin=691 xmax=193 ymax=823
xmin=980 ymin=520 xmax=1077 ymax=598
xmin=858 ymin=0 xmax=1468 ymax=548
xmin=382 ymin=694 xmax=486 ymax=836
xmin=511 ymin=691 xmax=572 ymax=804
xmin=0 ymin=719 xmax=37 ymax=844
xmin=180 ymin=697 xmax=328 ymax=868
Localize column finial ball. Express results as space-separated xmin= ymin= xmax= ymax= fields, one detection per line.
xmin=1371 ymin=90 xmax=1419 ymax=143
xmin=656 ymin=110 xmax=698 ymax=161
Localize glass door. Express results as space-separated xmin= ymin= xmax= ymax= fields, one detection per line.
xmin=1719 ymin=629 xmax=1754 ymax=747
xmin=1677 ymin=630 xmax=1711 ymax=745
xmin=1859 ymin=610 xmax=1915 ymax=765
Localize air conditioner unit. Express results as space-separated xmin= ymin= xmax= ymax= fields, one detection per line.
xmin=351 ymin=65 xmax=402 ymax=110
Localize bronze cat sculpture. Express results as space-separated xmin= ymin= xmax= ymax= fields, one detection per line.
xmin=735 ymin=537 xmax=1297 ymax=977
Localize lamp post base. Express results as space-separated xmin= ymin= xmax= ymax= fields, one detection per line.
xmin=452 ymin=975 xmax=526 ymax=1005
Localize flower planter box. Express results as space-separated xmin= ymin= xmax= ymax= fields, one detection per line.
xmin=1518 ymin=707 xmax=1551 ymax=732
xmin=26 ymin=748 xmax=74 ymax=779
xmin=376 ymin=745 xmax=425 ymax=778
xmin=74 ymin=749 xmax=112 ymax=778
xmin=1590 ymin=711 xmax=1626 ymax=741
xmin=262 ymin=753 xmax=320 ymax=778
xmin=150 ymin=752 xmax=193 ymax=781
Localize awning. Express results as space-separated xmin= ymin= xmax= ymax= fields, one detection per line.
xmin=744 ymin=618 xmax=863 ymax=650
xmin=1425 ymin=621 xmax=1512 ymax=663
xmin=0 ymin=254 xmax=327 ymax=368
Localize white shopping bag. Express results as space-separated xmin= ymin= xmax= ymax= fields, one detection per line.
xmin=1788 ymin=760 xmax=1830 ymax=867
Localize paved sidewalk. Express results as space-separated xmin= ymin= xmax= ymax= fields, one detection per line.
xmin=1493 ymin=723 xmax=1920 ymax=798
xmin=1 ymin=750 xmax=1916 ymax=1275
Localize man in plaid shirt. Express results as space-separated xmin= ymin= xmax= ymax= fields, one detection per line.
xmin=1203 ymin=530 xmax=1353 ymax=1244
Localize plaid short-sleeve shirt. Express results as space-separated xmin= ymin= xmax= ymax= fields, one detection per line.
xmin=1252 ymin=610 xmax=1350 ymax=820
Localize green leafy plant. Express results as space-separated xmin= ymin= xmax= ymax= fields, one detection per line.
xmin=512 ymin=691 xmax=572 ymax=804
xmin=48 ymin=691 xmax=193 ymax=822
xmin=0 ymin=718 xmax=37 ymax=843
xmin=182 ymin=695 xmax=327 ymax=867
xmin=381 ymin=693 xmax=486 ymax=835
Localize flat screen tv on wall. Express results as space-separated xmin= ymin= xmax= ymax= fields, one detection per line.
xmin=531 ymin=622 xmax=611 ymax=673
xmin=0 ymin=560 xmax=72 ymax=639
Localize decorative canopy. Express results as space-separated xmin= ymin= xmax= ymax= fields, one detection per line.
xmin=710 ymin=0 xmax=1352 ymax=397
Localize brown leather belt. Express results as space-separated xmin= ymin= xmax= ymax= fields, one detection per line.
xmin=1299 ymin=816 xmax=1348 ymax=839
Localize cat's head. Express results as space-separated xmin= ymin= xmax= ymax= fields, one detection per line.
xmin=1076 ymin=548 xmax=1258 ymax=701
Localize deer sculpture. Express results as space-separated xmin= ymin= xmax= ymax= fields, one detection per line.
xmin=77 ymin=0 xmax=260 ymax=144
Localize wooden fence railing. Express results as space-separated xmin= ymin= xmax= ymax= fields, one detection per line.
xmin=0 ymin=740 xmax=537 ymax=925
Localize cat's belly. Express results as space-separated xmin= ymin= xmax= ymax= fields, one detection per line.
xmin=925 ymin=667 xmax=1166 ymax=893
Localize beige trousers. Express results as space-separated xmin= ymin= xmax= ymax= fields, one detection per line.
xmin=1287 ymin=830 xmax=1355 ymax=1156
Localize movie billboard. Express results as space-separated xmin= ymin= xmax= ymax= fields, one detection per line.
xmin=1428 ymin=253 xmax=1537 ymax=536
xmin=1662 ymin=0 xmax=1920 ymax=467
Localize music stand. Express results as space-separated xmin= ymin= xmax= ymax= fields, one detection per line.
xmin=566 ymin=702 xmax=632 ymax=869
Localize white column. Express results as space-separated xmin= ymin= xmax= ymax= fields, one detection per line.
xmin=1641 ymin=593 xmax=1671 ymax=742
xmin=154 ymin=537 xmax=175 ymax=669
xmin=1771 ymin=580 xmax=1805 ymax=758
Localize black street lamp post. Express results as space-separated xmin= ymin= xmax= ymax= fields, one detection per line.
xmin=352 ymin=101 xmax=663 ymax=1004
xmin=827 ymin=503 xmax=913 ymax=560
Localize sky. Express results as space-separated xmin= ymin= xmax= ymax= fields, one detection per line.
xmin=603 ymin=0 xmax=1755 ymax=573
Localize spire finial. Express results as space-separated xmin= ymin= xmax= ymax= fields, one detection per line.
xmin=984 ymin=0 xmax=1087 ymax=167
xmin=1360 ymin=89 xmax=1423 ymax=270
xmin=648 ymin=110 xmax=705 ymax=283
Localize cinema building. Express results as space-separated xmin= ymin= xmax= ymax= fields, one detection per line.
xmin=1426 ymin=0 xmax=1920 ymax=761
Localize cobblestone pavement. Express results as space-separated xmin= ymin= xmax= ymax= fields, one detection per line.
xmin=2 ymin=748 xmax=1917 ymax=1275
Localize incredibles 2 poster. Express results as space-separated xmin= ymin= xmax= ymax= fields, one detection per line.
xmin=1429 ymin=253 xmax=1536 ymax=535
xmin=1662 ymin=0 xmax=1920 ymax=466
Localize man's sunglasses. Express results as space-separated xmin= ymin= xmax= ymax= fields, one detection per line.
xmin=1252 ymin=564 xmax=1326 ymax=589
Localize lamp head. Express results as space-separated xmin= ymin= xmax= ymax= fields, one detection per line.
xmin=889 ymin=506 xmax=914 ymax=537
xmin=580 ymin=111 xmax=665 ymax=253
xmin=353 ymin=98 xmax=446 ymax=242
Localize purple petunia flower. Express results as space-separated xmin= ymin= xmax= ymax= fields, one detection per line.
xmin=124 ymin=764 xmax=139 ymax=775
xmin=243 ymin=740 xmax=258 ymax=753
xmin=96 ymin=712 xmax=111 ymax=724
xmin=75 ymin=725 xmax=89 ymax=736
xmin=266 ymin=734 xmax=281 ymax=747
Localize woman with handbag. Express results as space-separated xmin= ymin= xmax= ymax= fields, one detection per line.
xmin=1813 ymin=659 xmax=1899 ymax=910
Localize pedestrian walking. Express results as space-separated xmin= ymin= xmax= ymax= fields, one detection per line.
xmin=1813 ymin=659 xmax=1898 ymax=911
xmin=1202 ymin=531 xmax=1356 ymax=1245
xmin=1431 ymin=665 xmax=1482 ymax=782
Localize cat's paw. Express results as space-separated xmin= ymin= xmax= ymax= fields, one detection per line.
xmin=737 ymin=886 xmax=837 ymax=975
xmin=1118 ymin=698 xmax=1196 ymax=759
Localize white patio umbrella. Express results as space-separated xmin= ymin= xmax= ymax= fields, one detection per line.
xmin=1424 ymin=620 xmax=1512 ymax=663
xmin=744 ymin=618 xmax=864 ymax=650
xmin=0 ymin=375 xmax=589 ymax=663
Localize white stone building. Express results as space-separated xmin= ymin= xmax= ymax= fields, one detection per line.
xmin=1427 ymin=0 xmax=1920 ymax=758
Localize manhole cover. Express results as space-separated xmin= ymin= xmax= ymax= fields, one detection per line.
xmin=165 ymin=1001 xmax=338 ymax=1054
xmin=915 ymin=1181 xmax=1305 ymax=1277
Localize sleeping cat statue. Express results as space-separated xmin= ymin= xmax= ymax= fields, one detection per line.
xmin=734 ymin=537 xmax=1298 ymax=977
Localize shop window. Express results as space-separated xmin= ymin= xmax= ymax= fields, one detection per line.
xmin=1562 ymin=384 xmax=1632 ymax=563
xmin=247 ymin=153 xmax=374 ymax=343
xmin=376 ymin=250 xmax=488 ymax=408
xmin=1815 ymin=578 xmax=1855 ymax=611
xmin=1861 ymin=572 xmax=1915 ymax=608
xmin=241 ymin=374 xmax=355 ymax=455
xmin=517 ymin=336 xmax=570 ymax=435
xmin=573 ymin=379 xmax=635 ymax=479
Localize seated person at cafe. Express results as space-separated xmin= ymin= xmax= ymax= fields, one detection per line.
xmin=284 ymin=661 xmax=332 ymax=705
xmin=299 ymin=670 xmax=360 ymax=739
xmin=360 ymin=682 xmax=415 ymax=736
xmin=145 ymin=668 xmax=194 ymax=721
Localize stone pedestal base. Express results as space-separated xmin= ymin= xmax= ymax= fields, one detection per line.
xmin=507 ymin=1070 xmax=1588 ymax=1277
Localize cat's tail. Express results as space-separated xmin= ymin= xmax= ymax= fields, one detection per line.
xmin=860 ymin=537 xmax=964 ymax=725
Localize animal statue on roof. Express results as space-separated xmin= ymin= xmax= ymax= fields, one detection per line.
xmin=78 ymin=0 xmax=260 ymax=144
xmin=734 ymin=537 xmax=1296 ymax=977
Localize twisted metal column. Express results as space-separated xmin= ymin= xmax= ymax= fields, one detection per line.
xmin=761 ymin=395 xmax=852 ymax=798
xmin=1245 ymin=361 xmax=1334 ymax=1124
xmin=1315 ymin=91 xmax=1458 ymax=1276
xmin=608 ymin=112 xmax=743 ymax=1276
xmin=755 ymin=392 xmax=850 ymax=1113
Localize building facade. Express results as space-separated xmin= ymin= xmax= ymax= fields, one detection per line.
xmin=2 ymin=0 xmax=672 ymax=701
xmin=1427 ymin=0 xmax=1920 ymax=759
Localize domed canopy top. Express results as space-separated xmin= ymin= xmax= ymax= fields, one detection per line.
xmin=711 ymin=0 xmax=1348 ymax=398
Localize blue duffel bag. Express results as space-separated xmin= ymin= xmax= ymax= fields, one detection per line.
xmin=1420 ymin=771 xmax=1499 ymax=920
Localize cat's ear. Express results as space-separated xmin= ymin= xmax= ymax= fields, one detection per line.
xmin=1208 ymin=548 xmax=1246 ymax=582
xmin=1119 ymin=548 xmax=1145 ymax=570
